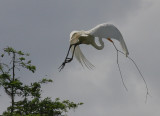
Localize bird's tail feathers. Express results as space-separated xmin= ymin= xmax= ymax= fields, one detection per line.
xmin=119 ymin=36 xmax=129 ymax=57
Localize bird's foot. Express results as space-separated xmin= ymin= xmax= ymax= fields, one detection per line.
xmin=58 ymin=61 xmax=66 ymax=72
xmin=58 ymin=58 xmax=73 ymax=71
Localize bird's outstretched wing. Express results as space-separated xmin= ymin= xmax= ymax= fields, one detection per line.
xmin=71 ymin=45 xmax=94 ymax=69
xmin=87 ymin=23 xmax=129 ymax=56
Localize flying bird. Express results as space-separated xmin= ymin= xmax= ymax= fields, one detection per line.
xmin=59 ymin=23 xmax=149 ymax=101
xmin=59 ymin=23 xmax=129 ymax=71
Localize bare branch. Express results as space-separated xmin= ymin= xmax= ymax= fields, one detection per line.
xmin=111 ymin=42 xmax=150 ymax=103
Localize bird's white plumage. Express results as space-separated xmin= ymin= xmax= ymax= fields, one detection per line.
xmin=70 ymin=31 xmax=95 ymax=68
xmin=87 ymin=23 xmax=129 ymax=56
xmin=71 ymin=45 xmax=94 ymax=69
xmin=70 ymin=23 xmax=129 ymax=68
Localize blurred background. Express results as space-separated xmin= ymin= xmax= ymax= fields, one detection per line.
xmin=0 ymin=0 xmax=160 ymax=115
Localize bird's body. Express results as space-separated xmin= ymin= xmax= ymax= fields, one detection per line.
xmin=69 ymin=23 xmax=129 ymax=68
xmin=59 ymin=23 xmax=149 ymax=100
xmin=59 ymin=23 xmax=129 ymax=70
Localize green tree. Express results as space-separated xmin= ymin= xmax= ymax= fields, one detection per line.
xmin=0 ymin=47 xmax=83 ymax=116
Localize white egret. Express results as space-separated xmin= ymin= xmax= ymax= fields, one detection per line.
xmin=59 ymin=23 xmax=129 ymax=70
xmin=59 ymin=23 xmax=149 ymax=101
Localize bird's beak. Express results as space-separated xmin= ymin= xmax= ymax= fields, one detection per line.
xmin=107 ymin=38 xmax=113 ymax=43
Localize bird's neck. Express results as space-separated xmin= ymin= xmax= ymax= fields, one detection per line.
xmin=91 ymin=37 xmax=104 ymax=50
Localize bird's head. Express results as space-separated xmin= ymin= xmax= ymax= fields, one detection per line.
xmin=70 ymin=31 xmax=89 ymax=44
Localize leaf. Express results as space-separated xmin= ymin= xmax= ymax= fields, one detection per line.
xmin=19 ymin=57 xmax=25 ymax=61
xmin=1 ymin=54 xmax=4 ymax=57
xmin=18 ymin=51 xmax=24 ymax=55
xmin=4 ymin=47 xmax=16 ymax=53
xmin=27 ymin=60 xmax=31 ymax=64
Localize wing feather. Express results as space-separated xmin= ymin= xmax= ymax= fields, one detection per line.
xmin=71 ymin=45 xmax=94 ymax=69
xmin=87 ymin=23 xmax=129 ymax=56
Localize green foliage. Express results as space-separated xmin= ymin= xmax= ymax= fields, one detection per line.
xmin=0 ymin=47 xmax=83 ymax=116
xmin=3 ymin=97 xmax=83 ymax=116
xmin=2 ymin=77 xmax=83 ymax=115
xmin=1 ymin=47 xmax=36 ymax=73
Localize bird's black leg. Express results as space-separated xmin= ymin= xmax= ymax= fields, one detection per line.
xmin=59 ymin=44 xmax=77 ymax=71
xmin=58 ymin=45 xmax=72 ymax=71
xmin=65 ymin=45 xmax=72 ymax=60
xmin=65 ymin=44 xmax=77 ymax=62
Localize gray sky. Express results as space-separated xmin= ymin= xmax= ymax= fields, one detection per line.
xmin=0 ymin=0 xmax=160 ymax=115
